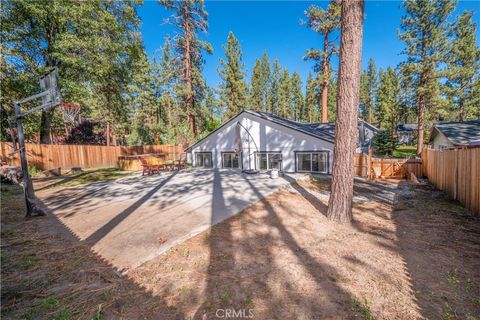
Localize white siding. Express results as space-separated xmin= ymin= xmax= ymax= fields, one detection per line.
xmin=432 ymin=131 xmax=454 ymax=149
xmin=189 ymin=112 xmax=334 ymax=173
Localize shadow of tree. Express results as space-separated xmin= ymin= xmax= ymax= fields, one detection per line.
xmin=192 ymin=172 xmax=357 ymax=319
xmin=1 ymin=183 xmax=186 ymax=319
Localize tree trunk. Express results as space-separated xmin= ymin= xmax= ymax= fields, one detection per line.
xmin=326 ymin=0 xmax=364 ymax=224
xmin=459 ymin=98 xmax=464 ymax=121
xmin=321 ymin=82 xmax=329 ymax=123
xmin=39 ymin=110 xmax=54 ymax=144
xmin=106 ymin=123 xmax=110 ymax=146
xmin=416 ymin=95 xmax=425 ymax=156
xmin=183 ymin=2 xmax=196 ymax=136
xmin=321 ymin=35 xmax=330 ymax=123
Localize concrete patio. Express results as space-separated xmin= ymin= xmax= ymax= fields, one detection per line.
xmin=37 ymin=169 xmax=293 ymax=271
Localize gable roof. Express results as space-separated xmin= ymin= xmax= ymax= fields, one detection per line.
xmin=397 ymin=123 xmax=418 ymax=132
xmin=430 ymin=119 xmax=480 ymax=146
xmin=186 ymin=109 xmax=377 ymax=151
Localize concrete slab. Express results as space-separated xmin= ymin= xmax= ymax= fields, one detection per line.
xmin=37 ymin=169 xmax=292 ymax=271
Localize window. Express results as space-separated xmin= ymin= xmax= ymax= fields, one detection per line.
xmin=296 ymin=152 xmax=328 ymax=173
xmin=222 ymin=152 xmax=239 ymax=168
xmin=255 ymin=152 xmax=282 ymax=171
xmin=195 ymin=152 xmax=212 ymax=168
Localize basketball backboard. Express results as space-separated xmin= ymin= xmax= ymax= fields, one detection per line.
xmin=40 ymin=67 xmax=61 ymax=107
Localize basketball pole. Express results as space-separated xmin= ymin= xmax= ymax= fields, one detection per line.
xmin=11 ymin=68 xmax=60 ymax=217
xmin=14 ymin=101 xmax=40 ymax=217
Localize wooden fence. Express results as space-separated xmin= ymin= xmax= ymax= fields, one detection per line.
xmin=0 ymin=142 xmax=185 ymax=170
xmin=422 ymin=148 xmax=479 ymax=215
xmin=354 ymin=153 xmax=422 ymax=178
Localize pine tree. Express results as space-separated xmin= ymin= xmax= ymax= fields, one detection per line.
xmin=304 ymin=0 xmax=341 ymax=123
xmin=278 ymin=70 xmax=292 ymax=118
xmin=376 ymin=67 xmax=401 ymax=142
xmin=399 ymin=0 xmax=456 ymax=155
xmin=260 ymin=52 xmax=271 ymax=112
xmin=290 ymin=71 xmax=304 ymax=120
xmin=153 ymin=38 xmax=177 ymax=128
xmin=218 ymin=32 xmax=248 ymax=119
xmin=249 ymin=59 xmax=263 ymax=111
xmin=327 ymin=71 xmax=338 ymax=121
xmin=327 ymin=0 xmax=364 ymax=224
xmin=305 ymin=72 xmax=318 ymax=122
xmin=446 ymin=10 xmax=480 ymax=121
xmin=359 ymin=58 xmax=378 ymax=123
xmin=159 ymin=0 xmax=213 ymax=138
xmin=269 ymin=59 xmax=282 ymax=114
xmin=200 ymin=87 xmax=222 ymax=134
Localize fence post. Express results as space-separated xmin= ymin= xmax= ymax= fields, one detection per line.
xmin=368 ymin=147 xmax=372 ymax=179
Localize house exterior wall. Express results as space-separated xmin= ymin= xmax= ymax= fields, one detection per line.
xmin=432 ymin=131 xmax=454 ymax=150
xmin=397 ymin=131 xmax=414 ymax=145
xmin=188 ymin=112 xmax=335 ymax=173
xmin=356 ymin=122 xmax=377 ymax=153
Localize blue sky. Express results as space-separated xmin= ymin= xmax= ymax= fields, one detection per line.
xmin=138 ymin=1 xmax=480 ymax=88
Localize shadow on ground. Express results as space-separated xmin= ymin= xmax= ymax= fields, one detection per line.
xmin=3 ymin=171 xmax=480 ymax=319
xmin=1 ymin=183 xmax=185 ymax=319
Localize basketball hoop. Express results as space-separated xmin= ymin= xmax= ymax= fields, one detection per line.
xmin=59 ymin=102 xmax=81 ymax=125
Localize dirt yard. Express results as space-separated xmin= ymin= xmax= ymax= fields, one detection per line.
xmin=2 ymin=177 xmax=479 ymax=319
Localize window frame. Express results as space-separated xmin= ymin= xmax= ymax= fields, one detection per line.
xmin=254 ymin=151 xmax=283 ymax=171
xmin=221 ymin=151 xmax=241 ymax=169
xmin=195 ymin=152 xmax=213 ymax=168
xmin=294 ymin=151 xmax=329 ymax=174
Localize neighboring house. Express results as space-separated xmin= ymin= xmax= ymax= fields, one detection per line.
xmin=429 ymin=119 xmax=480 ymax=150
xmin=185 ymin=110 xmax=377 ymax=174
xmin=396 ymin=123 xmax=417 ymax=145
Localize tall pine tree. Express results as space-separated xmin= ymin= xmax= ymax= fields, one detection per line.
xmin=218 ymin=32 xmax=248 ymax=119
xmin=446 ymin=10 xmax=480 ymax=121
xmin=304 ymin=0 xmax=341 ymax=123
xmin=159 ymin=0 xmax=213 ymax=138
xmin=269 ymin=59 xmax=282 ymax=114
xmin=278 ymin=70 xmax=292 ymax=119
xmin=260 ymin=52 xmax=271 ymax=112
xmin=359 ymin=58 xmax=378 ymax=123
xmin=291 ymin=71 xmax=304 ymax=120
xmin=399 ymin=0 xmax=455 ymax=155
xmin=376 ymin=67 xmax=401 ymax=142
xmin=249 ymin=59 xmax=263 ymax=111
xmin=305 ymin=72 xmax=318 ymax=122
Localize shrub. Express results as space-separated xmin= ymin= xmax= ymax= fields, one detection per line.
xmin=373 ymin=129 xmax=394 ymax=156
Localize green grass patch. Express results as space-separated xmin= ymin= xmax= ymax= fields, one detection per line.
xmin=22 ymin=296 xmax=61 ymax=319
xmin=392 ymin=145 xmax=417 ymax=158
xmin=20 ymin=252 xmax=38 ymax=270
xmin=351 ymin=296 xmax=375 ymax=320
xmin=28 ymin=166 xmax=43 ymax=178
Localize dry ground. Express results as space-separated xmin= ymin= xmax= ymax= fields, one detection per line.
xmin=1 ymin=177 xmax=479 ymax=319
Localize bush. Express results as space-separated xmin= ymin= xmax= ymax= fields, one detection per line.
xmin=373 ymin=129 xmax=394 ymax=156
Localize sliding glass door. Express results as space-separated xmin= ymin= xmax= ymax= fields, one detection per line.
xmin=222 ymin=152 xmax=240 ymax=169
xmin=296 ymin=152 xmax=328 ymax=173
xmin=255 ymin=152 xmax=282 ymax=171
xmin=195 ymin=152 xmax=212 ymax=168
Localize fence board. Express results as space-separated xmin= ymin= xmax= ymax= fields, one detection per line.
xmin=0 ymin=142 xmax=184 ymax=171
xmin=422 ymin=148 xmax=480 ymax=216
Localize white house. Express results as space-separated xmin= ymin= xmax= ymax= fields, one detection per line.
xmin=429 ymin=119 xmax=480 ymax=150
xmin=186 ymin=110 xmax=377 ymax=174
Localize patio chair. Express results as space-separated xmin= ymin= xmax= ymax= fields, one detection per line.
xmin=140 ymin=158 xmax=161 ymax=176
